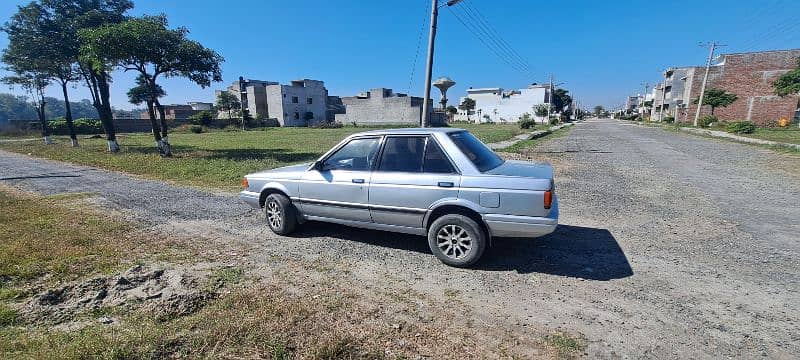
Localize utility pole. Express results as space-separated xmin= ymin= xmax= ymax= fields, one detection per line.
xmin=420 ymin=0 xmax=463 ymax=127
xmin=640 ymin=82 xmax=649 ymax=119
xmin=546 ymin=74 xmax=553 ymax=124
xmin=693 ymin=42 xmax=725 ymax=127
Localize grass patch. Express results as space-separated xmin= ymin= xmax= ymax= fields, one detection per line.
xmin=502 ymin=125 xmax=573 ymax=153
xmin=206 ymin=267 xmax=244 ymax=291
xmin=0 ymin=188 xmax=133 ymax=284
xmin=0 ymin=125 xmax=527 ymax=191
xmin=544 ymin=331 xmax=585 ymax=358
xmin=741 ymin=127 xmax=800 ymax=145
xmin=0 ymin=304 xmax=17 ymax=327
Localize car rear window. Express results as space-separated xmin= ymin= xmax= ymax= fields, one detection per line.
xmin=448 ymin=131 xmax=504 ymax=172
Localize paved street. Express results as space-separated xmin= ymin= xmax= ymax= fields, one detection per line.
xmin=1 ymin=118 xmax=798 ymax=358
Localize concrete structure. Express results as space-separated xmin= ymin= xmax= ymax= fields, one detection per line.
xmin=188 ymin=102 xmax=213 ymax=111
xmin=637 ymin=49 xmax=800 ymax=125
xmin=453 ymin=84 xmax=550 ymax=123
xmin=140 ymin=104 xmax=203 ymax=120
xmin=335 ymin=88 xmax=442 ymax=126
xmin=433 ymin=77 xmax=456 ymax=108
xmin=215 ymin=78 xmax=330 ymax=126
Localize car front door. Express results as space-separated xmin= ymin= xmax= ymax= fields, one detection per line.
xmin=299 ymin=136 xmax=381 ymax=223
xmin=369 ymin=136 xmax=460 ymax=229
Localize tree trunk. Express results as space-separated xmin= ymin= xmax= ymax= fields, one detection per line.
xmin=146 ymin=100 xmax=162 ymax=145
xmin=36 ymin=98 xmax=52 ymax=145
xmin=61 ymin=81 xmax=78 ymax=147
xmin=96 ymin=73 xmax=119 ymax=152
xmin=710 ymin=106 xmax=715 ymax=116
xmin=153 ymin=99 xmax=172 ymax=157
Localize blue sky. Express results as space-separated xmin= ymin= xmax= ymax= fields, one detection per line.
xmin=1 ymin=0 xmax=799 ymax=110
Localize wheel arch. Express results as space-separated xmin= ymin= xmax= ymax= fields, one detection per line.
xmin=258 ymin=182 xmax=292 ymax=208
xmin=424 ymin=200 xmax=491 ymax=241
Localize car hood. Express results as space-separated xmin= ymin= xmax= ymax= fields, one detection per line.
xmin=485 ymin=160 xmax=553 ymax=180
xmin=252 ymin=163 xmax=311 ymax=178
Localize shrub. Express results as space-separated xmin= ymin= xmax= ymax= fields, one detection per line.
xmin=725 ymin=121 xmax=756 ymax=134
xmin=663 ymin=115 xmax=675 ymax=124
xmin=549 ymin=116 xmax=559 ymax=125
xmin=188 ymin=111 xmax=214 ymax=126
xmin=698 ymin=115 xmax=718 ymax=128
xmin=190 ymin=125 xmax=204 ymax=134
xmin=519 ymin=117 xmax=536 ymax=129
xmin=48 ymin=118 xmax=103 ymax=135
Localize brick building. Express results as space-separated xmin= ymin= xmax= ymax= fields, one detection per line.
xmin=680 ymin=49 xmax=800 ymax=126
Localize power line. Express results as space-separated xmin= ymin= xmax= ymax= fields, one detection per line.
xmin=446 ymin=5 xmax=534 ymax=81
xmin=459 ymin=0 xmax=534 ymax=76
xmin=407 ymin=0 xmax=431 ymax=94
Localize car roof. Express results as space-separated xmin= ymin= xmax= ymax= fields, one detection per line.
xmin=352 ymin=127 xmax=466 ymax=137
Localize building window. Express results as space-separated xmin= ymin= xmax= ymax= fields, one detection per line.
xmin=292 ymin=96 xmax=298 ymax=103
xmin=304 ymin=112 xmax=314 ymax=120
xmin=307 ymin=97 xmax=313 ymax=104
xmin=294 ymin=112 xmax=300 ymax=120
xmin=283 ymin=94 xmax=286 ymax=98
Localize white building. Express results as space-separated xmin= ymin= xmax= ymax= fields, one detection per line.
xmin=453 ymin=84 xmax=550 ymax=123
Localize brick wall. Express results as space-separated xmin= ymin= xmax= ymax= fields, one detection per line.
xmin=685 ymin=49 xmax=800 ymax=126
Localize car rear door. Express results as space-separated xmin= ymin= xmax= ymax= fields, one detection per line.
xmin=368 ymin=135 xmax=460 ymax=229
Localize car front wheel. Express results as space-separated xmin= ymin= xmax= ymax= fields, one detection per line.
xmin=265 ymin=193 xmax=297 ymax=235
xmin=427 ymin=214 xmax=486 ymax=267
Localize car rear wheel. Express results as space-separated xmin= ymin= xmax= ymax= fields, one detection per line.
xmin=265 ymin=193 xmax=297 ymax=235
xmin=427 ymin=214 xmax=486 ymax=267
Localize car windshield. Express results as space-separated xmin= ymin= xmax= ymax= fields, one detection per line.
xmin=448 ymin=131 xmax=504 ymax=172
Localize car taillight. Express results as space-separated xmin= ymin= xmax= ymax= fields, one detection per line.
xmin=543 ymin=190 xmax=552 ymax=209
xmin=242 ymin=177 xmax=249 ymax=189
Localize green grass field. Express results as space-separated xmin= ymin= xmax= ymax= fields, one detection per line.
xmin=741 ymin=127 xmax=800 ymax=145
xmin=0 ymin=124 xmax=527 ymax=191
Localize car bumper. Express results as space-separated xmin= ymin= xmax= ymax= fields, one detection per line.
xmin=239 ymin=190 xmax=261 ymax=209
xmin=483 ymin=196 xmax=559 ymax=238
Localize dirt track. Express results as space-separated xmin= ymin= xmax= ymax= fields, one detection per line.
xmin=2 ymin=118 xmax=799 ymax=358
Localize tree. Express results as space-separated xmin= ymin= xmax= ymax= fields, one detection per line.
xmin=47 ymin=0 xmax=134 ymax=152
xmin=551 ymin=89 xmax=572 ymax=114
xmin=128 ymin=74 xmax=168 ymax=152
xmin=80 ymin=15 xmax=223 ymax=156
xmin=458 ymin=97 xmax=476 ymax=122
xmin=534 ymin=103 xmax=549 ymax=122
xmin=1 ymin=2 xmax=59 ymax=145
xmin=2 ymin=73 xmax=52 ymax=144
xmin=774 ymin=58 xmax=800 ymax=97
xmin=594 ymin=105 xmax=605 ymax=117
xmin=216 ymin=91 xmax=240 ymax=122
xmin=694 ymin=88 xmax=738 ymax=115
xmin=445 ymin=105 xmax=457 ymax=122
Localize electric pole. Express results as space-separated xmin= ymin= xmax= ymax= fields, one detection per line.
xmin=640 ymin=82 xmax=649 ymax=119
xmin=546 ymin=74 xmax=553 ymax=124
xmin=420 ymin=0 xmax=463 ymax=127
xmin=693 ymin=42 xmax=726 ymax=127
xmin=659 ymin=69 xmax=670 ymax=122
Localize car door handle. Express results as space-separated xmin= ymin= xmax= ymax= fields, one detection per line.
xmin=438 ymin=182 xmax=454 ymax=188
xmin=352 ymin=178 xmax=365 ymax=184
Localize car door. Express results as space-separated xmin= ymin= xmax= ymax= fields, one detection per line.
xmin=299 ymin=136 xmax=381 ymax=223
xmin=369 ymin=135 xmax=460 ymax=229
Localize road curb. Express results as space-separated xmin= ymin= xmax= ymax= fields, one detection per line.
xmin=488 ymin=122 xmax=576 ymax=150
xmin=623 ymin=120 xmax=800 ymax=151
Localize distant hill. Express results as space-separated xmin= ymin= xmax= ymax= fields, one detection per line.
xmin=0 ymin=93 xmax=99 ymax=122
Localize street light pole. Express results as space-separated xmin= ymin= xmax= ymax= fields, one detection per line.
xmin=421 ymin=0 xmax=462 ymax=127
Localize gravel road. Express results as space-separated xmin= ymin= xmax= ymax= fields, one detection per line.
xmin=1 ymin=118 xmax=798 ymax=358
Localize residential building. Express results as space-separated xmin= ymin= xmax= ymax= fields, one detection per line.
xmin=335 ymin=88 xmax=443 ymax=126
xmin=646 ymin=49 xmax=800 ymax=125
xmin=215 ymin=78 xmax=330 ymax=126
xmin=452 ymin=84 xmax=550 ymax=123
xmin=187 ymin=102 xmax=213 ymax=111
xmin=140 ymin=104 xmax=203 ymax=120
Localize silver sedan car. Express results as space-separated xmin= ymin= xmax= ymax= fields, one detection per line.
xmin=240 ymin=128 xmax=558 ymax=267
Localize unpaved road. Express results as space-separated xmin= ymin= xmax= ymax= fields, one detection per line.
xmin=1 ymin=119 xmax=799 ymax=358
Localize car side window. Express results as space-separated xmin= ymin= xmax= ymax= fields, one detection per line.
xmin=323 ymin=137 xmax=381 ymax=171
xmin=378 ymin=136 xmax=425 ymax=172
xmin=423 ymin=139 xmax=455 ymax=173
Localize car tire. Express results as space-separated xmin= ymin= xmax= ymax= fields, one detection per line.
xmin=427 ymin=214 xmax=486 ymax=267
xmin=265 ymin=193 xmax=298 ymax=235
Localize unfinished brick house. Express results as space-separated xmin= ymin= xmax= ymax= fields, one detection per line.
xmin=681 ymin=49 xmax=800 ymax=126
